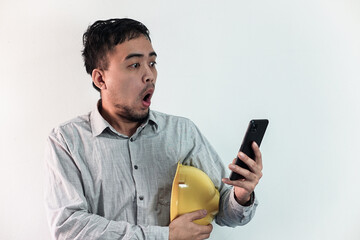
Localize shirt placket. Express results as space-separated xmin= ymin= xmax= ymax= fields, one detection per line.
xmin=128 ymin=129 xmax=147 ymax=225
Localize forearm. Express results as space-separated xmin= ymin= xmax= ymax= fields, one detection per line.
xmin=48 ymin=209 xmax=168 ymax=240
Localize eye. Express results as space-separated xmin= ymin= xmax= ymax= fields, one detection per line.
xmin=129 ymin=63 xmax=140 ymax=68
xmin=149 ymin=61 xmax=157 ymax=67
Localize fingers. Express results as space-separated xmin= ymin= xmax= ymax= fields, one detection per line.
xmin=234 ymin=153 xmax=256 ymax=176
xmin=199 ymin=224 xmax=213 ymax=239
xmin=187 ymin=209 xmax=207 ymax=222
xmin=236 ymin=149 xmax=262 ymax=174
xmin=222 ymin=176 xmax=255 ymax=192
xmin=223 ymin=154 xmax=260 ymax=187
xmin=223 ymin=144 xmax=263 ymax=188
xmin=222 ymin=142 xmax=263 ymax=205
xmin=230 ymin=162 xmax=256 ymax=181
xmin=223 ymin=174 xmax=254 ymax=188
xmin=252 ymin=142 xmax=263 ymax=170
xmin=169 ymin=210 xmax=213 ymax=240
xmin=238 ymin=152 xmax=263 ymax=181
xmin=200 ymin=224 xmax=213 ymax=235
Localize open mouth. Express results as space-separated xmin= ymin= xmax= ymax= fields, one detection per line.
xmin=143 ymin=93 xmax=152 ymax=103
xmin=141 ymin=88 xmax=154 ymax=107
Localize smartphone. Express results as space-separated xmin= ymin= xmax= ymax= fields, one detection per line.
xmin=229 ymin=119 xmax=269 ymax=181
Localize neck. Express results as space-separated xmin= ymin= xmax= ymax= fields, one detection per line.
xmin=98 ymin=101 xmax=143 ymax=137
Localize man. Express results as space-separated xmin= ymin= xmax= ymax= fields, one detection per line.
xmin=45 ymin=18 xmax=263 ymax=240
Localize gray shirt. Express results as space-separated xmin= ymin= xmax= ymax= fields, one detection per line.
xmin=44 ymin=103 xmax=258 ymax=239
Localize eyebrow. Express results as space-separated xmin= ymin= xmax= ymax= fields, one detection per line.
xmin=125 ymin=51 xmax=157 ymax=60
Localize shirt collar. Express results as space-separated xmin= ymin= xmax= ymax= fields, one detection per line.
xmin=90 ymin=100 xmax=159 ymax=137
xmin=90 ymin=100 xmax=111 ymax=137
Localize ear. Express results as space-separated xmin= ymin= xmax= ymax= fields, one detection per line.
xmin=92 ymin=69 xmax=107 ymax=90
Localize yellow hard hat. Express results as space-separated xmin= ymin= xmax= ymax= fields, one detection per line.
xmin=170 ymin=162 xmax=220 ymax=225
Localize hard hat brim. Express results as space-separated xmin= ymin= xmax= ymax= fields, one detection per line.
xmin=170 ymin=162 xmax=220 ymax=225
xmin=170 ymin=162 xmax=181 ymax=222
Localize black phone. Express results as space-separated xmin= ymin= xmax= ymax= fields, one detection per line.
xmin=229 ymin=119 xmax=269 ymax=181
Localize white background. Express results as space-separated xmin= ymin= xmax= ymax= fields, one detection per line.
xmin=1 ymin=0 xmax=359 ymax=239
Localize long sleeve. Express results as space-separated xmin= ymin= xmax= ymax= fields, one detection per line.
xmin=45 ymin=108 xmax=258 ymax=239
xmin=181 ymin=121 xmax=258 ymax=227
xmin=44 ymin=130 xmax=169 ymax=240
xmin=215 ymin=188 xmax=258 ymax=227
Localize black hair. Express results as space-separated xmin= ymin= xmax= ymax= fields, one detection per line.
xmin=82 ymin=18 xmax=151 ymax=92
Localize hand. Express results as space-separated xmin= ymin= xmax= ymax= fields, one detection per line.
xmin=222 ymin=142 xmax=263 ymax=205
xmin=169 ymin=210 xmax=213 ymax=240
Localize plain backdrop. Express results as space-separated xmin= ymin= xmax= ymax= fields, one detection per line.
xmin=1 ymin=0 xmax=359 ymax=239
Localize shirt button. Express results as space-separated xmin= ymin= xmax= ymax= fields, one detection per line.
xmin=134 ymin=165 xmax=138 ymax=170
xmin=139 ymin=196 xmax=144 ymax=201
xmin=130 ymin=138 xmax=134 ymax=142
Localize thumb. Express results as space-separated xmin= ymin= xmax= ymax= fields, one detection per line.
xmin=187 ymin=209 xmax=207 ymax=222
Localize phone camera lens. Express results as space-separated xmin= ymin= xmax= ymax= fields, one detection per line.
xmin=251 ymin=123 xmax=257 ymax=132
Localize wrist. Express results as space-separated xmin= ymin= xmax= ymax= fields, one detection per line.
xmin=234 ymin=191 xmax=254 ymax=206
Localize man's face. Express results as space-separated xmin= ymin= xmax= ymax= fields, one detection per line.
xmin=100 ymin=35 xmax=157 ymax=122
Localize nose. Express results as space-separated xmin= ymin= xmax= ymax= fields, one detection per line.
xmin=142 ymin=65 xmax=156 ymax=84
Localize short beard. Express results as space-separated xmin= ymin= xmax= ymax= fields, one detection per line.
xmin=119 ymin=106 xmax=149 ymax=123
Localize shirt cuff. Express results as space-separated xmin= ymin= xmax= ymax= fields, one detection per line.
xmin=229 ymin=188 xmax=256 ymax=214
